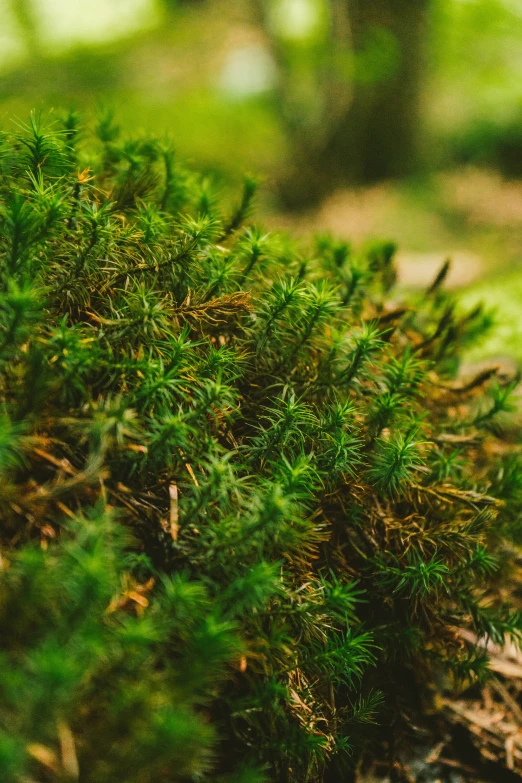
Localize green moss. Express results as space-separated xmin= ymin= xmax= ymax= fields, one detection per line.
xmin=0 ymin=112 xmax=521 ymax=782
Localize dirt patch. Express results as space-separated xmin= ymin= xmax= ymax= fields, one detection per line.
xmin=439 ymin=168 xmax=522 ymax=228
xmin=397 ymin=250 xmax=482 ymax=289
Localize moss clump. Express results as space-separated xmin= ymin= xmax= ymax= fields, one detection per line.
xmin=0 ymin=111 xmax=521 ymax=782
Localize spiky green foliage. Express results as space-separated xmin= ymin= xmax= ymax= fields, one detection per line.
xmin=0 ymin=508 xmax=238 ymax=783
xmin=0 ymin=111 xmax=521 ymax=782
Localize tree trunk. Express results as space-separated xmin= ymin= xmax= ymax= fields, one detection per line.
xmin=279 ymin=0 xmax=432 ymax=208
xmin=340 ymin=0 xmax=431 ymax=182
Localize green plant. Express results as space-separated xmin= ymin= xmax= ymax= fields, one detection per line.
xmin=0 ymin=111 xmax=520 ymax=783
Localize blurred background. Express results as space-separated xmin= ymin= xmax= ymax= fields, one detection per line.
xmin=2 ymin=0 xmax=522 ymax=357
